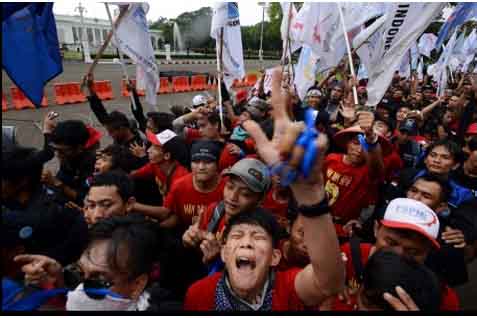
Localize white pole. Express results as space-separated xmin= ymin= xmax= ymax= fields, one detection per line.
xmin=105 ymin=3 xmax=138 ymax=111
xmin=216 ymin=28 xmax=224 ymax=132
xmin=75 ymin=2 xmax=93 ymax=63
xmin=259 ymin=4 xmax=265 ymax=69
xmin=337 ymin=4 xmax=359 ymax=105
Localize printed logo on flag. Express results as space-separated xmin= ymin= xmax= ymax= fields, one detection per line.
xmin=228 ymin=3 xmax=239 ymax=20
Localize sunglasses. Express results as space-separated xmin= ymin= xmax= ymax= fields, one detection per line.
xmin=63 ymin=263 xmax=114 ymax=300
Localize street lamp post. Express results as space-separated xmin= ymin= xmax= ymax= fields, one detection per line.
xmin=258 ymin=2 xmax=268 ymax=69
xmin=75 ymin=2 xmax=93 ymax=63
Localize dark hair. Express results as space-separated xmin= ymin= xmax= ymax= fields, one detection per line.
xmin=50 ymin=120 xmax=89 ymax=147
xmin=412 ymin=173 xmax=451 ymax=204
xmin=88 ymin=215 xmax=161 ymax=280
xmin=361 ymin=250 xmax=441 ymax=311
xmin=104 ymin=111 xmax=131 ymax=130
xmin=161 ymin=136 xmax=191 ymax=169
xmin=222 ymin=209 xmax=281 ymax=248
xmin=425 ymin=138 xmax=462 ymax=163
xmin=89 ymin=171 xmax=134 ymax=202
xmin=146 ymin=112 xmax=174 ymax=132
xmin=207 ymin=111 xmax=232 ymax=133
xmin=2 ymin=146 xmax=44 ymax=186
xmin=101 ymin=145 xmax=138 ymax=173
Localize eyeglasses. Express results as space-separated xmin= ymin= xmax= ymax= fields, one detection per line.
xmin=63 ymin=263 xmax=114 ymax=300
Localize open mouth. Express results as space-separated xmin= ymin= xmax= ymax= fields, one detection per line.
xmin=236 ymin=256 xmax=256 ymax=271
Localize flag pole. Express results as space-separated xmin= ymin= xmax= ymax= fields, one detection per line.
xmin=337 ymin=4 xmax=359 ymax=105
xmin=104 ymin=3 xmax=137 ymax=111
xmin=81 ymin=8 xmax=128 ymax=87
xmin=216 ymin=28 xmax=225 ymax=132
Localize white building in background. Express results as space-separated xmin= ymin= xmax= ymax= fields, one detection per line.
xmin=54 ymin=14 xmax=163 ymax=54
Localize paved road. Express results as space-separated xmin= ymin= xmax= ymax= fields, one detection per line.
xmin=2 ymin=60 xmax=477 ymax=310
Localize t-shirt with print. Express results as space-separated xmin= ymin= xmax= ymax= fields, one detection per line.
xmin=131 ymin=161 xmax=189 ymax=196
xmin=184 ymin=268 xmax=306 ymax=311
xmin=340 ymin=242 xmax=460 ymax=311
xmin=323 ymin=153 xmax=380 ymax=222
xmin=164 ymin=173 xmax=225 ymax=228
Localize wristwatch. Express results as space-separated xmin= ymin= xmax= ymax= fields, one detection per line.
xmin=298 ymin=196 xmax=330 ymax=218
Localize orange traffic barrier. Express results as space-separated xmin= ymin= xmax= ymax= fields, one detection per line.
xmin=244 ymin=74 xmax=258 ymax=87
xmin=172 ymin=76 xmax=191 ymax=93
xmin=93 ymin=80 xmax=114 ymax=100
xmin=54 ymin=83 xmax=68 ymax=105
xmin=208 ymin=77 xmax=217 ymax=90
xmin=10 ymin=86 xmax=47 ymax=110
xmin=54 ymin=82 xmax=87 ymax=105
xmin=158 ymin=77 xmax=171 ymax=94
xmin=121 ymin=79 xmax=145 ymax=97
xmin=66 ymin=82 xmax=87 ymax=103
xmin=191 ymin=75 xmax=208 ymax=91
xmin=2 ymin=92 xmax=8 ymax=112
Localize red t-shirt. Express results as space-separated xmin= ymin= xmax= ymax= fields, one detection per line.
xmin=198 ymin=202 xmax=227 ymax=240
xmin=383 ymin=149 xmax=403 ymax=183
xmin=131 ymin=161 xmax=189 ymax=196
xmin=218 ymin=146 xmax=240 ymax=172
xmin=164 ymin=174 xmax=225 ymax=227
xmin=184 ymin=268 xmax=306 ymax=311
xmin=340 ymin=243 xmax=460 ymax=311
xmin=185 ymin=128 xmax=202 ymax=144
xmin=323 ymin=153 xmax=380 ymax=222
xmin=262 ymin=189 xmax=289 ymax=229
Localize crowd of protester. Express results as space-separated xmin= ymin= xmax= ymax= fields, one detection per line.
xmin=2 ymin=61 xmax=477 ymax=312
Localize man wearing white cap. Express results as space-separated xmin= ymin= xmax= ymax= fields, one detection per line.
xmin=335 ymin=198 xmax=459 ymax=311
xmin=130 ymin=129 xmax=189 ymax=197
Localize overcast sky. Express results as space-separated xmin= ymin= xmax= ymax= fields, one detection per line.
xmin=53 ymin=1 xmax=268 ymax=26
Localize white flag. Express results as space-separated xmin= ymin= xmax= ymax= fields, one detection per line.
xmin=294 ymin=45 xmax=319 ymax=100
xmin=357 ymin=3 xmax=445 ymax=106
xmin=357 ymin=63 xmax=368 ymax=80
xmin=211 ymin=3 xmax=245 ymax=91
xmin=436 ymin=31 xmax=458 ymax=96
xmin=280 ymin=2 xmax=300 ymax=54
xmin=417 ymin=33 xmax=437 ymax=58
xmin=462 ymin=29 xmax=477 ymax=72
xmin=112 ymin=3 xmax=159 ymax=106
xmin=417 ymin=56 xmax=424 ymax=81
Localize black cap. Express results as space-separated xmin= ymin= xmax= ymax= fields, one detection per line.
xmin=191 ymin=140 xmax=221 ymax=162
xmin=399 ymin=118 xmax=418 ymax=136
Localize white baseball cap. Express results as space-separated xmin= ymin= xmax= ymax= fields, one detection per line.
xmin=192 ymin=95 xmax=207 ymax=108
xmin=381 ymin=198 xmax=440 ymax=249
xmin=146 ymin=129 xmax=177 ymax=146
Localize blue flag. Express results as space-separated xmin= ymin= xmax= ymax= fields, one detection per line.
xmin=2 ymin=3 xmax=63 ymax=107
xmin=435 ymin=3 xmax=477 ymax=50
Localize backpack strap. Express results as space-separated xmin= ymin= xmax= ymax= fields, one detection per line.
xmin=207 ymin=201 xmax=226 ymax=233
xmin=349 ymin=235 xmax=365 ymax=284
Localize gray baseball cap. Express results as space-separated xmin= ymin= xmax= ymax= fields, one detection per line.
xmin=224 ymin=158 xmax=271 ymax=193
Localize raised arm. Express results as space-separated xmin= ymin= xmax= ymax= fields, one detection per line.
xmin=358 ymin=111 xmax=385 ymax=180
xmin=84 ymin=73 xmax=109 ymax=126
xmin=128 ymin=82 xmax=147 ymax=132
xmin=243 ymin=67 xmax=344 ymax=308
